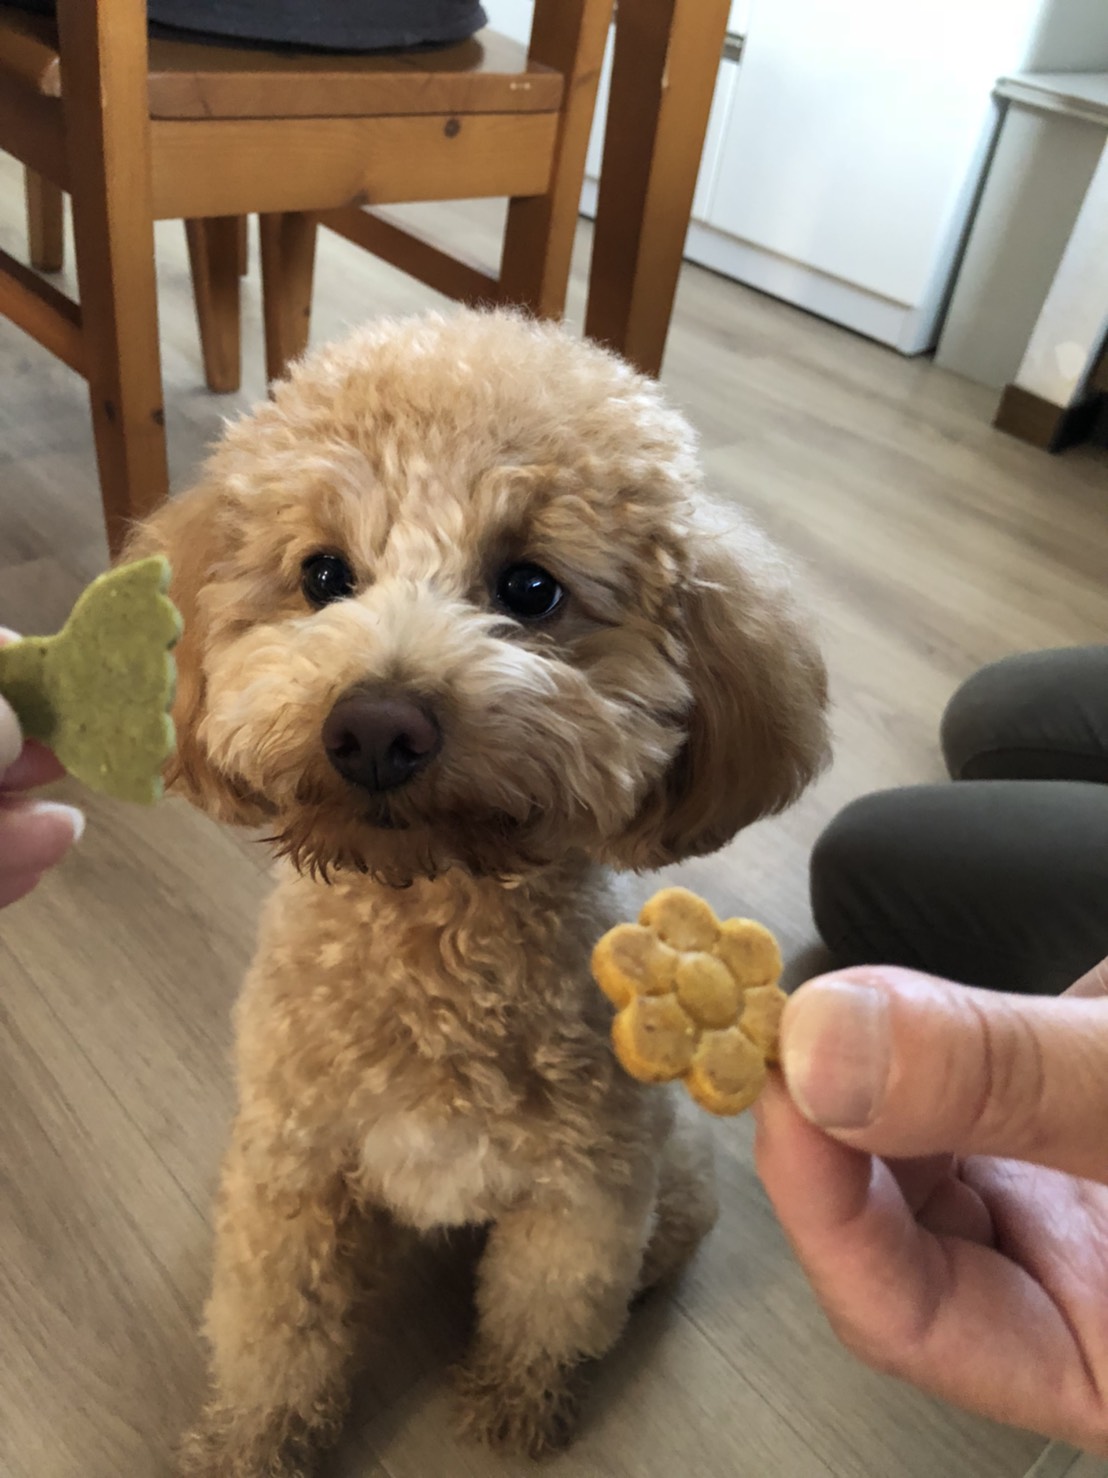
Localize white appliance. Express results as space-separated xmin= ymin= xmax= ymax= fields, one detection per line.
xmin=482 ymin=0 xmax=1108 ymax=353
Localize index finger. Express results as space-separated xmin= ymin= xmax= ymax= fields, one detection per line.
xmin=1066 ymin=956 xmax=1108 ymax=999
xmin=754 ymin=1078 xmax=1105 ymax=1449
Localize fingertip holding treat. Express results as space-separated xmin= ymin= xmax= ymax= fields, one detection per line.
xmin=780 ymin=973 xmax=892 ymax=1130
xmin=0 ymin=797 xmax=85 ymax=873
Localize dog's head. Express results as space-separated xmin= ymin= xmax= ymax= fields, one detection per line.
xmin=128 ymin=311 xmax=828 ymax=883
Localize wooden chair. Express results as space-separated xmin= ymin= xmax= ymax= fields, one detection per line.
xmin=23 ymin=0 xmax=734 ymax=388
xmin=0 ymin=0 xmax=611 ymax=557
xmin=274 ymin=0 xmax=733 ymax=386
xmin=585 ymin=0 xmax=730 ymax=377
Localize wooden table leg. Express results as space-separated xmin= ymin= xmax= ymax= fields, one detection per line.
xmin=25 ymin=169 xmax=64 ymax=273
xmin=499 ymin=0 xmax=613 ymax=319
xmin=185 ymin=217 xmax=242 ymax=394
xmin=259 ymin=212 xmax=317 ymax=384
xmin=584 ymin=0 xmax=729 ymax=378
xmin=57 ymin=0 xmax=168 ymax=558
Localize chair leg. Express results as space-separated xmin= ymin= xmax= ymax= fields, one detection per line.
xmin=259 ymin=212 xmax=317 ymax=383
xmin=57 ymin=0 xmax=167 ymax=558
xmin=499 ymin=0 xmax=613 ymax=319
xmin=583 ymin=0 xmax=730 ymax=377
xmin=25 ymin=169 xmax=64 ymax=273
xmin=185 ymin=217 xmax=242 ymax=393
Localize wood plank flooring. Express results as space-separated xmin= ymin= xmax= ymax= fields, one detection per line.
xmin=0 ymin=156 xmax=1105 ymax=1478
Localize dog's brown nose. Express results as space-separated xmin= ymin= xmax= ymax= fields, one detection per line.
xmin=322 ymin=689 xmax=441 ymax=794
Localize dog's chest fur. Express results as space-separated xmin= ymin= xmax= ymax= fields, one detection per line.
xmin=248 ymin=860 xmax=640 ymax=1230
xmin=356 ymin=1108 xmax=527 ymax=1230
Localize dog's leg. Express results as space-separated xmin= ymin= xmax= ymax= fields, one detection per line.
xmin=455 ymin=1176 xmax=654 ymax=1457
xmin=638 ymin=1102 xmax=719 ymax=1292
xmin=179 ymin=1129 xmax=382 ymax=1478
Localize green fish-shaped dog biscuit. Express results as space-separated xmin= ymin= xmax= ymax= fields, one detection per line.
xmin=0 ymin=557 xmax=182 ymax=805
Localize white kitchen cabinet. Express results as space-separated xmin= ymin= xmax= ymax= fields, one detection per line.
xmin=583 ymin=20 xmax=615 ymax=183
xmin=935 ymin=73 xmax=1108 ymax=387
xmin=727 ymin=0 xmax=750 ymax=34
xmin=482 ymin=0 xmax=1108 ymax=355
xmin=690 ymin=60 xmax=740 ymax=222
xmin=579 ymin=43 xmax=739 ymax=224
xmin=689 ymin=0 xmax=1108 ymax=352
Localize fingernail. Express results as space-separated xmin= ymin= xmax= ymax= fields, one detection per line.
xmin=781 ymin=977 xmax=890 ymax=1129
xmin=29 ymin=800 xmax=85 ymax=843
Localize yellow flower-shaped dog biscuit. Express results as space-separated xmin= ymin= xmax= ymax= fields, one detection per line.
xmin=591 ymin=888 xmax=785 ymax=1116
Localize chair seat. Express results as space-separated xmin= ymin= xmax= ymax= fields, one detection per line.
xmin=0 ymin=8 xmax=562 ymax=119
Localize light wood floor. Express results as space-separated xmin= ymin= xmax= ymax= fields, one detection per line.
xmin=1 ymin=154 xmax=1106 ymax=1478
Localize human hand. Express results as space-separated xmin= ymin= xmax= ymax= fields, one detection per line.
xmin=755 ymin=958 xmax=1108 ymax=1453
xmin=0 ymin=631 xmax=83 ymax=908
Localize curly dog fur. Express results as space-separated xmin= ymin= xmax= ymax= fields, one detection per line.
xmin=128 ymin=309 xmax=829 ymax=1474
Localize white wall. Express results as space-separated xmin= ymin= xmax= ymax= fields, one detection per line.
xmin=480 ymin=0 xmax=1108 ymax=360
xmin=708 ymin=0 xmax=1047 ymax=310
xmin=1022 ymin=0 xmax=1108 ymax=69
xmin=479 ymin=0 xmax=530 ymax=46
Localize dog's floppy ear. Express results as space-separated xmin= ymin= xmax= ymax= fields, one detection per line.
xmin=122 ymin=487 xmax=266 ymax=825
xmin=614 ymin=509 xmax=829 ymax=869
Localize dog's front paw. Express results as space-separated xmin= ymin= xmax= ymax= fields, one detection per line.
xmin=454 ymin=1348 xmax=585 ymax=1458
xmin=176 ymin=1402 xmax=321 ymax=1478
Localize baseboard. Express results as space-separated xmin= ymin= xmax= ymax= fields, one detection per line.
xmin=994 ymin=383 xmax=1105 ymax=451
xmin=682 ymin=221 xmax=932 ymax=352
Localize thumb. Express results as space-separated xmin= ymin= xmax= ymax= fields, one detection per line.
xmin=779 ymin=964 xmax=1108 ymax=1182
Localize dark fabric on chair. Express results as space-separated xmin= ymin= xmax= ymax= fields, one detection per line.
xmin=9 ymin=0 xmax=488 ymax=52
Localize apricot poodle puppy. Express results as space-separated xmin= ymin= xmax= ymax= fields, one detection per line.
xmin=128 ymin=309 xmax=829 ymax=1475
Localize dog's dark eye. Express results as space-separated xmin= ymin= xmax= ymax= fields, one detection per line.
xmin=301 ymin=552 xmax=355 ymax=608
xmin=496 ymin=563 xmax=564 ymax=621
